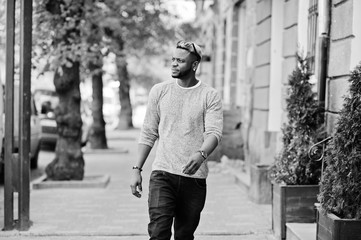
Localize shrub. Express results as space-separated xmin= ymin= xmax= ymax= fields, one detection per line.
xmin=318 ymin=63 xmax=361 ymax=219
xmin=270 ymin=55 xmax=325 ymax=185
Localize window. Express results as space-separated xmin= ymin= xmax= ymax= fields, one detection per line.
xmin=307 ymin=0 xmax=318 ymax=74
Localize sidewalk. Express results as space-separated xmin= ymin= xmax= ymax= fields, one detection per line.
xmin=0 ymin=129 xmax=275 ymax=240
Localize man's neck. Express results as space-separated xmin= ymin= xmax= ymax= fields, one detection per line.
xmin=177 ymin=76 xmax=198 ymax=88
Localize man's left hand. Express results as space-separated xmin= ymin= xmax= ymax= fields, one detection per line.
xmin=182 ymin=152 xmax=204 ymax=175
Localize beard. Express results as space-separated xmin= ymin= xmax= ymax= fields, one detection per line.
xmin=172 ymin=67 xmax=193 ymax=78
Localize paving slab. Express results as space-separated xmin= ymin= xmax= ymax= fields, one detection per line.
xmin=32 ymin=175 xmax=110 ymax=189
xmin=0 ymin=129 xmax=275 ymax=240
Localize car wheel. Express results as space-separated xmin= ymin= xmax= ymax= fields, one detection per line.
xmin=31 ymin=143 xmax=40 ymax=169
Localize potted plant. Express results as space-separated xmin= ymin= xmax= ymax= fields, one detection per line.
xmin=269 ymin=55 xmax=325 ymax=240
xmin=317 ymin=63 xmax=361 ymax=240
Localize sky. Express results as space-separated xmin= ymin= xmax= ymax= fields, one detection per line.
xmin=163 ymin=0 xmax=196 ymax=22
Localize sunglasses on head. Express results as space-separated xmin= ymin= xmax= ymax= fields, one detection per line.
xmin=176 ymin=40 xmax=201 ymax=61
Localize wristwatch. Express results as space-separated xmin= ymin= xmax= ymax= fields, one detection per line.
xmin=132 ymin=166 xmax=143 ymax=172
xmin=198 ymin=150 xmax=208 ymax=160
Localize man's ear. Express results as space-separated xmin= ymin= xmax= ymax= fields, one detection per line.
xmin=192 ymin=61 xmax=199 ymax=71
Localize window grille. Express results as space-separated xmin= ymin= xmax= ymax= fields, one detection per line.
xmin=307 ymin=0 xmax=318 ymax=73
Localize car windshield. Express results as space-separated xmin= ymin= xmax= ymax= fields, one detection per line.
xmin=33 ymin=89 xmax=59 ymax=115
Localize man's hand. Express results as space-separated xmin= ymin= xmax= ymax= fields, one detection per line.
xmin=182 ymin=152 xmax=204 ymax=175
xmin=130 ymin=170 xmax=143 ymax=198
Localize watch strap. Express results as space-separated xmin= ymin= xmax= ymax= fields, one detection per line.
xmin=132 ymin=166 xmax=143 ymax=172
xmin=198 ymin=150 xmax=207 ymax=160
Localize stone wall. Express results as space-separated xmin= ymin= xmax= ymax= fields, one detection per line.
xmin=326 ymin=0 xmax=361 ymax=134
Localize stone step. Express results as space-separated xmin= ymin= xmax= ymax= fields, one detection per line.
xmin=286 ymin=223 xmax=316 ymax=240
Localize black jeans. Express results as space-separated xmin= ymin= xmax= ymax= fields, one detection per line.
xmin=148 ymin=170 xmax=207 ymax=240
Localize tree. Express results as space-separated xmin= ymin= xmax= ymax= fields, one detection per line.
xmin=270 ymin=56 xmax=325 ymax=185
xmin=37 ymin=0 xmax=85 ymax=180
xmin=100 ymin=0 xmax=174 ymax=129
xmin=34 ymin=0 xmax=109 ymax=152
xmin=83 ymin=0 xmax=107 ymax=149
xmin=319 ymin=63 xmax=361 ymax=219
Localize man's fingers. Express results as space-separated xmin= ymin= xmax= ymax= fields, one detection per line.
xmin=182 ymin=163 xmax=189 ymax=174
xmin=134 ymin=191 xmax=142 ymax=198
xmin=130 ymin=184 xmax=142 ymax=198
xmin=130 ymin=184 xmax=136 ymax=194
xmin=183 ymin=164 xmax=193 ymax=174
xmin=183 ymin=162 xmax=198 ymax=175
xmin=187 ymin=167 xmax=196 ymax=175
xmin=189 ymin=162 xmax=202 ymax=175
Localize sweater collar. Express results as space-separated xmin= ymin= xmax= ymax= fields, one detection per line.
xmin=175 ymin=79 xmax=201 ymax=89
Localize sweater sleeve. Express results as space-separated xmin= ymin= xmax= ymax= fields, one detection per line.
xmin=139 ymin=85 xmax=160 ymax=147
xmin=205 ymin=90 xmax=223 ymax=143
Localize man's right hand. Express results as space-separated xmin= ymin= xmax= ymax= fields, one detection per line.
xmin=130 ymin=170 xmax=143 ymax=198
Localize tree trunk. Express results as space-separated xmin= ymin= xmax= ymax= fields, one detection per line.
xmin=83 ymin=0 xmax=108 ymax=149
xmin=115 ymin=55 xmax=133 ymax=130
xmin=89 ymin=65 xmax=108 ymax=149
xmin=45 ymin=62 xmax=85 ymax=180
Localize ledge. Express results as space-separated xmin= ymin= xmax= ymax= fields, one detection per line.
xmin=286 ymin=223 xmax=316 ymax=240
xmin=31 ymin=174 xmax=111 ymax=189
xmin=82 ymin=147 xmax=128 ymax=154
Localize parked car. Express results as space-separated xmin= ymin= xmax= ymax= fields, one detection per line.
xmin=34 ymin=89 xmax=90 ymax=149
xmin=34 ymin=89 xmax=58 ymax=148
xmin=0 ymin=84 xmax=42 ymax=180
xmin=23 ymin=96 xmax=42 ymax=169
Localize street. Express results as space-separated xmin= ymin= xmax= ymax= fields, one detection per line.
xmin=0 ymin=129 xmax=275 ymax=240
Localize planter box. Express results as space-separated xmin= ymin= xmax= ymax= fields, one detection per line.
xmin=249 ymin=164 xmax=272 ymax=204
xmin=272 ymin=183 xmax=319 ymax=240
xmin=317 ymin=208 xmax=361 ymax=240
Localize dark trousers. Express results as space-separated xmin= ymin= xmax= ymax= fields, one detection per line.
xmin=148 ymin=170 xmax=207 ymax=240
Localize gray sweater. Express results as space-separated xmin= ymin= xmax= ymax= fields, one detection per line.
xmin=139 ymin=80 xmax=223 ymax=179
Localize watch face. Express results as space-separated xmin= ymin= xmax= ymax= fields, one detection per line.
xmin=200 ymin=150 xmax=207 ymax=159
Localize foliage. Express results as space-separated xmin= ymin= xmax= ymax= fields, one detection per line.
xmin=319 ymin=62 xmax=361 ymax=219
xmin=0 ymin=0 xmax=21 ymax=51
xmin=270 ymin=55 xmax=325 ymax=185
xmin=99 ymin=0 xmax=174 ymax=56
xmin=0 ymin=0 xmax=5 ymax=54
xmin=175 ymin=22 xmax=201 ymax=42
xmin=33 ymin=0 xmax=85 ymax=72
xmin=33 ymin=0 xmax=175 ymax=79
xmin=0 ymin=0 xmax=6 ymax=81
xmin=0 ymin=0 xmax=23 ymax=75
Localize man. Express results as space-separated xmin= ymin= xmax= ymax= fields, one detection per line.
xmin=130 ymin=40 xmax=223 ymax=240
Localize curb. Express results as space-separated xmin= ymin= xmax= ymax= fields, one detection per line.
xmin=0 ymin=229 xmax=274 ymax=238
xmin=31 ymin=174 xmax=111 ymax=189
xmin=82 ymin=147 xmax=129 ymax=154
xmin=220 ymin=156 xmax=250 ymax=190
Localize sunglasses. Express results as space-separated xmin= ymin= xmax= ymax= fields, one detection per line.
xmin=176 ymin=40 xmax=201 ymax=61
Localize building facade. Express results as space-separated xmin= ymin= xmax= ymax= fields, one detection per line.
xmin=195 ymin=0 xmax=361 ymax=203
